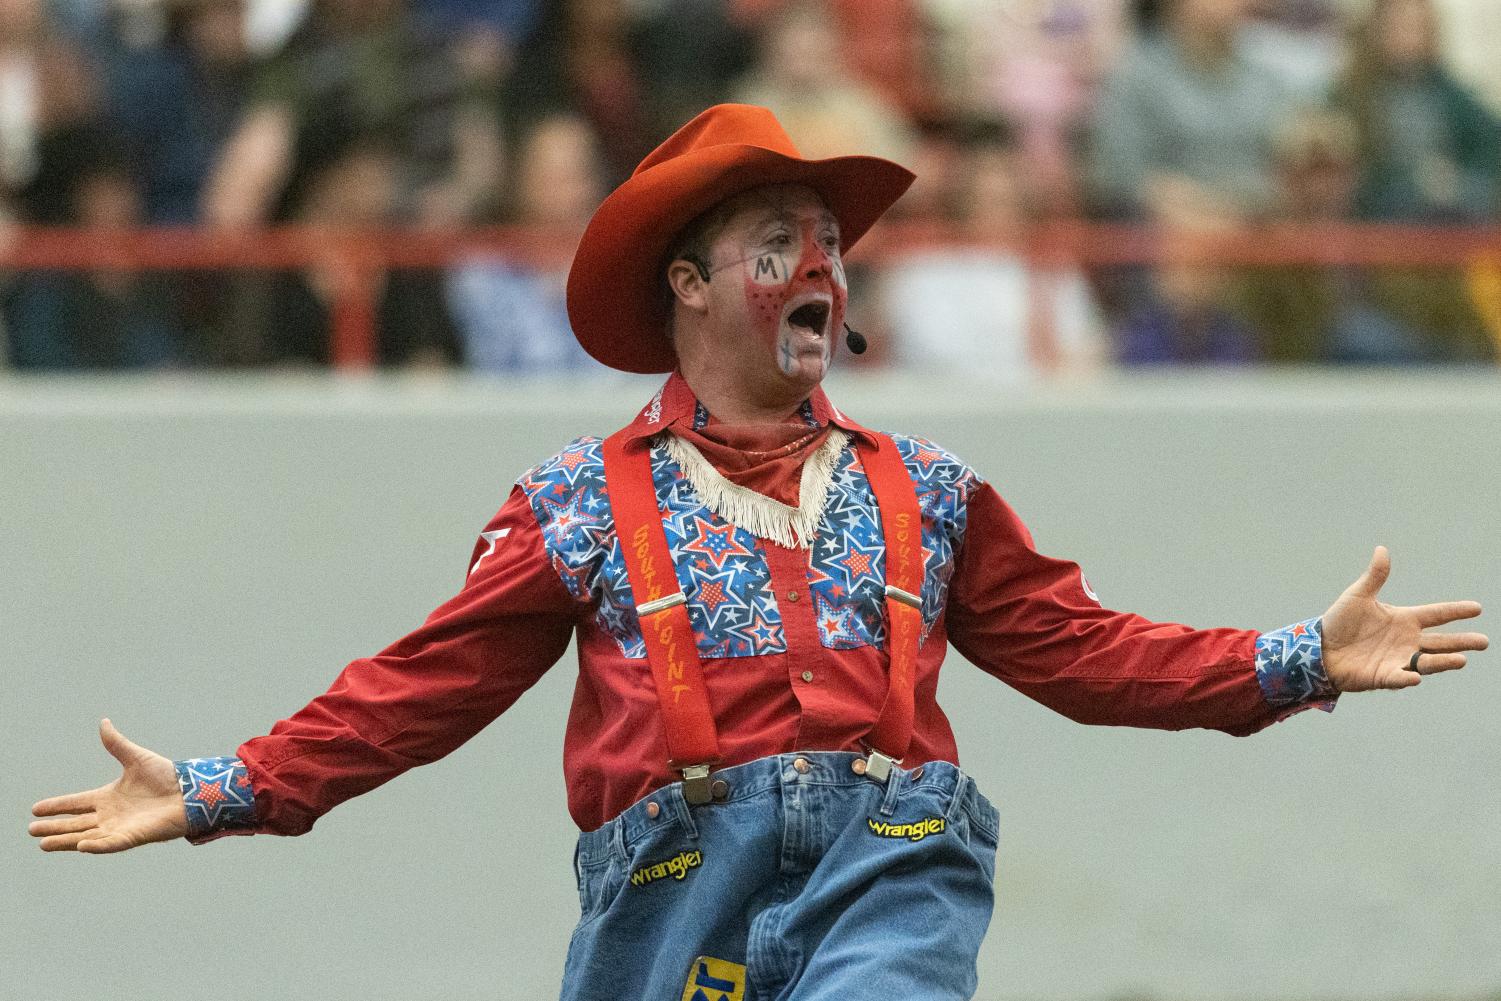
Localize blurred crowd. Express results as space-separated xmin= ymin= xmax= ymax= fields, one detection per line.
xmin=2 ymin=0 xmax=1501 ymax=375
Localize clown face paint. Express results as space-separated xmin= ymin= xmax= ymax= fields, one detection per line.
xmin=736 ymin=214 xmax=848 ymax=382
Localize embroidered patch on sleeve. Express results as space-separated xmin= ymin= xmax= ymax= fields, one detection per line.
xmin=1255 ymin=616 xmax=1337 ymax=713
xmin=681 ymin=956 xmax=746 ymax=1001
xmin=175 ymin=756 xmax=256 ymax=837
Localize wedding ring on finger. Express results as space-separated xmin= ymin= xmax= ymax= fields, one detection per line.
xmin=1407 ymin=650 xmax=1424 ymax=673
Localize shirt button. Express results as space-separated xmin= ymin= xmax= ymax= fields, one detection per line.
xmin=793 ymin=757 xmax=811 ymax=774
xmin=800 ymin=670 xmax=814 ymax=683
xmin=787 ymin=591 xmax=800 ymax=603
xmin=645 ymin=801 xmax=660 ymax=819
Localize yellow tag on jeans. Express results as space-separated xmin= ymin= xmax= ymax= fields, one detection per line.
xmin=681 ymin=956 xmax=746 ymax=1001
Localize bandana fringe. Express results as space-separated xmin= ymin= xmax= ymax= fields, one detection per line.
xmin=662 ymin=429 xmax=850 ymax=549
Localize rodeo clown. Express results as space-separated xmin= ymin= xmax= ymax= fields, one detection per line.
xmin=30 ymin=105 xmax=1490 ymax=1001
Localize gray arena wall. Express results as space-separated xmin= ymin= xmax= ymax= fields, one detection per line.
xmin=3 ymin=371 xmax=1499 ymax=1001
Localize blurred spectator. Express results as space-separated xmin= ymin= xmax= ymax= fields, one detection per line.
xmin=105 ymin=0 xmax=252 ymax=224
xmin=0 ymin=0 xmax=98 ymax=224
xmin=736 ymin=0 xmax=935 ymax=119
xmin=446 ymin=113 xmax=606 ymax=373
xmin=1090 ymin=0 xmax=1294 ymax=222
xmin=1240 ymin=0 xmax=1346 ymax=100
xmin=203 ymin=0 xmax=503 ymax=229
xmin=414 ymin=0 xmax=539 ymax=49
xmin=1336 ymin=0 xmax=1501 ymax=223
xmin=1429 ymin=0 xmax=1501 ymax=116
xmin=248 ymin=143 xmax=462 ymax=366
xmin=630 ymin=0 xmax=755 ymax=140
xmin=1091 ymin=0 xmax=1300 ymax=362
xmin=885 ymin=120 xmax=964 ymax=222
xmin=5 ymin=144 xmax=187 ymax=369
xmin=879 ymin=123 xmax=1104 ymax=380
xmin=733 ymin=0 xmax=916 ymax=164
xmin=1234 ymin=109 xmax=1433 ymax=362
xmin=504 ymin=0 xmax=654 ymax=187
xmin=925 ymin=0 xmax=1129 ymax=216
xmin=1115 ymin=261 xmax=1262 ymax=364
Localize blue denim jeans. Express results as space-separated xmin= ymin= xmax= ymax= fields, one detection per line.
xmin=560 ymin=752 xmax=1000 ymax=1001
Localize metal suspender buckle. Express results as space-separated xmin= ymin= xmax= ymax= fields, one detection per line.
xmin=860 ymin=747 xmax=902 ymax=784
xmin=680 ymin=763 xmax=714 ymax=805
xmin=883 ymin=584 xmax=922 ymax=610
xmin=637 ymin=591 xmax=688 ymax=617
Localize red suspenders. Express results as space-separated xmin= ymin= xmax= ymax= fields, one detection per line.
xmin=852 ymin=433 xmax=926 ymax=783
xmin=601 ymin=431 xmax=723 ymax=795
xmin=601 ymin=425 xmax=924 ymax=802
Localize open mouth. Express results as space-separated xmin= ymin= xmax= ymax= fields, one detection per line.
xmin=786 ymin=301 xmax=831 ymax=338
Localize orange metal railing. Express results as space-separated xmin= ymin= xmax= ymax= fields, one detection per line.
xmin=4 ymin=221 xmax=1499 ymax=368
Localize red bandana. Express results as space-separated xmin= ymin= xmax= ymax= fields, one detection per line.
xmin=672 ymin=420 xmax=831 ymax=507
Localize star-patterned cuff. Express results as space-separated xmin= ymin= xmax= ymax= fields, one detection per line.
xmin=1254 ymin=616 xmax=1338 ymax=717
xmin=175 ymin=756 xmax=257 ymax=841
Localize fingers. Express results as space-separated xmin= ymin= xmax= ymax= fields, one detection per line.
xmin=78 ymin=833 xmax=137 ymax=854
xmin=28 ymin=813 xmax=99 ymax=838
xmin=1347 ymin=545 xmax=1391 ymax=599
xmin=38 ymin=828 xmax=105 ymax=852
xmin=1414 ymin=601 xmax=1484 ymax=628
xmin=31 ymin=790 xmax=99 ymax=817
xmin=1412 ymin=652 xmax=1468 ymax=675
xmin=98 ymin=718 xmax=144 ymax=768
xmin=1417 ymin=631 xmax=1490 ymax=653
xmin=1381 ymin=666 xmax=1422 ymax=689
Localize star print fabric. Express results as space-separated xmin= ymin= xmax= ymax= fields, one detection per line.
xmin=176 ymin=756 xmax=256 ymax=840
xmin=186 ymin=372 xmax=1341 ymax=838
xmin=520 ymin=437 xmax=786 ymax=659
xmin=1254 ymin=617 xmax=1337 ymax=715
xmin=807 ymin=435 xmax=976 ymax=649
xmin=517 ymin=431 xmax=977 ymax=659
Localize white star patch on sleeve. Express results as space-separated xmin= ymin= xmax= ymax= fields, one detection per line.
xmin=1080 ymin=570 xmax=1099 ymax=603
xmin=469 ymin=527 xmax=512 ymax=576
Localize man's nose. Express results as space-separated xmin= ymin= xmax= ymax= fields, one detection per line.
xmin=804 ymin=251 xmax=832 ymax=280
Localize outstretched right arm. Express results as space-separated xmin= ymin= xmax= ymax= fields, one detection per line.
xmin=30 ymin=484 xmax=580 ymax=851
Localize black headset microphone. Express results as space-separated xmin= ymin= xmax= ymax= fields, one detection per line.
xmin=685 ymin=253 xmax=867 ymax=354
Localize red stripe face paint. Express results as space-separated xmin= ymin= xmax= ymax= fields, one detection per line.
xmin=733 ymin=201 xmax=847 ymax=383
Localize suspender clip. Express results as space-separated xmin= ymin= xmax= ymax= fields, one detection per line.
xmin=680 ymin=763 xmax=714 ymax=805
xmin=860 ymin=747 xmax=902 ymax=784
xmin=883 ymin=584 xmax=922 ymax=610
xmin=637 ymin=591 xmax=688 ymax=617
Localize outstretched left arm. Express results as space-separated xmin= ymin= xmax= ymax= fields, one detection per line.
xmin=947 ymin=485 xmax=1487 ymax=735
xmin=1322 ymin=546 xmax=1487 ymax=692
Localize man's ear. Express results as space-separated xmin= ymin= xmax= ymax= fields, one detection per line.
xmin=666 ymin=258 xmax=711 ymax=314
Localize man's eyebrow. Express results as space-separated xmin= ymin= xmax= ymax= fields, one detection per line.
xmin=747 ymin=208 xmax=841 ymax=231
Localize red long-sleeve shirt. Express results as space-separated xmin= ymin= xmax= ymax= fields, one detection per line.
xmin=185 ymin=374 xmax=1332 ymax=838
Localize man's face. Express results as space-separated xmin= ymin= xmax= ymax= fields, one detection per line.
xmin=696 ymin=184 xmax=847 ymax=391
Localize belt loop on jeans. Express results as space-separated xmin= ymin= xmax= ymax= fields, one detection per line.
xmin=944 ymin=770 xmax=970 ymax=824
xmin=609 ymin=816 xmax=628 ymax=863
xmin=878 ymin=765 xmax=903 ymax=817
xmin=668 ymin=783 xmax=700 ymax=840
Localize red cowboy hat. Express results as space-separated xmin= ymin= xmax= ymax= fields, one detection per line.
xmin=566 ymin=104 xmax=915 ymax=374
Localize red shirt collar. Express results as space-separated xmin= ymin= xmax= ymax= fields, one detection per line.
xmin=619 ymin=371 xmax=876 ymax=444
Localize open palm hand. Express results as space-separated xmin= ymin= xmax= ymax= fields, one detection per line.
xmin=28 ymin=719 xmax=187 ymax=853
xmin=1323 ymin=547 xmax=1488 ymax=693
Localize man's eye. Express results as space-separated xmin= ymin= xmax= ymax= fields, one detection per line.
xmin=768 ymin=232 xmax=793 ymax=246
